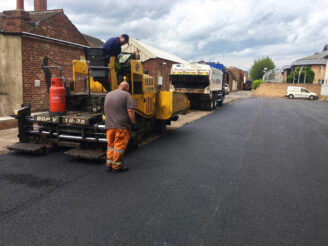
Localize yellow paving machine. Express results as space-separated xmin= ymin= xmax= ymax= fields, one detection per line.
xmin=8 ymin=49 xmax=189 ymax=159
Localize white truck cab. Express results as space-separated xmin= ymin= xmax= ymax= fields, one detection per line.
xmin=285 ymin=86 xmax=318 ymax=100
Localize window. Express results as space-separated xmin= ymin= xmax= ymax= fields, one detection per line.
xmin=301 ymin=88 xmax=309 ymax=93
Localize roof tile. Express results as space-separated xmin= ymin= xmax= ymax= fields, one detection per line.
xmin=83 ymin=34 xmax=104 ymax=48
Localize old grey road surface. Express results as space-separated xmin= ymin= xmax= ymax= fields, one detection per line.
xmin=1 ymin=97 xmax=328 ymax=245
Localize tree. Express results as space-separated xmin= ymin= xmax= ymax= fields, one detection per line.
xmin=250 ymin=57 xmax=275 ymax=80
xmin=286 ymin=67 xmax=314 ymax=84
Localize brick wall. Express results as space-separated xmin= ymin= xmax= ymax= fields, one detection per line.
xmin=253 ymin=82 xmax=322 ymax=98
xmin=226 ymin=67 xmax=245 ymax=91
xmin=2 ymin=10 xmax=32 ymax=32
xmin=4 ymin=9 xmax=91 ymax=112
xmin=142 ymin=58 xmax=175 ymax=91
xmin=0 ymin=119 xmax=17 ymax=131
xmin=22 ymin=36 xmax=85 ymax=112
xmin=33 ymin=12 xmax=88 ymax=46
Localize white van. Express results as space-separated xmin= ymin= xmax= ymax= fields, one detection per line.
xmin=285 ymin=86 xmax=318 ymax=100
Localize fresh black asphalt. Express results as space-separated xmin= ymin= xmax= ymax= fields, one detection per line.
xmin=1 ymin=97 xmax=328 ymax=246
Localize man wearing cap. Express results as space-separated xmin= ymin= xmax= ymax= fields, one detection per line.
xmin=103 ymin=34 xmax=129 ymax=58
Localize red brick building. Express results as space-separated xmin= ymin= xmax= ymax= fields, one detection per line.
xmin=0 ymin=0 xmax=93 ymax=116
xmin=225 ymin=67 xmax=248 ymax=91
xmin=122 ymin=38 xmax=187 ymax=91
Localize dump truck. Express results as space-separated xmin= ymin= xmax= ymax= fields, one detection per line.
xmin=8 ymin=49 xmax=189 ymax=160
xmin=170 ymin=63 xmax=225 ymax=110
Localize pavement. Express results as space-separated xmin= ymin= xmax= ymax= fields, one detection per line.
xmin=0 ymin=91 xmax=251 ymax=153
xmin=1 ymin=96 xmax=328 ymax=245
xmin=0 ymin=128 xmax=18 ymax=154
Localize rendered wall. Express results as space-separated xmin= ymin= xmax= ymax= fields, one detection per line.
xmin=0 ymin=35 xmax=23 ymax=116
xmin=310 ymin=65 xmax=326 ymax=84
xmin=253 ymin=82 xmax=322 ymax=98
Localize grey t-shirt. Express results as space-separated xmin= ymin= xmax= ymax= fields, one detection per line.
xmin=104 ymin=89 xmax=135 ymax=130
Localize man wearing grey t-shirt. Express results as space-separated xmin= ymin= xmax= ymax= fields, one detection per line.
xmin=104 ymin=82 xmax=135 ymax=173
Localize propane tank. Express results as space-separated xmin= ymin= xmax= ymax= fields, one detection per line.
xmin=49 ymin=78 xmax=66 ymax=115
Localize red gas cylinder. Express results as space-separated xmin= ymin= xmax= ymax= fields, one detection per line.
xmin=49 ymin=78 xmax=66 ymax=114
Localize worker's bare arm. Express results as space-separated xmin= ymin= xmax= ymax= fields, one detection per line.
xmin=127 ymin=108 xmax=136 ymax=124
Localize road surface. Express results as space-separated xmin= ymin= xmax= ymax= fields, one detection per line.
xmin=1 ymin=97 xmax=328 ymax=245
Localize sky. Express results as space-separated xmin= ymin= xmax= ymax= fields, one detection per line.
xmin=1 ymin=0 xmax=328 ymax=70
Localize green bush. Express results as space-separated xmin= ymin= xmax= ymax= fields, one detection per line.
xmin=250 ymin=57 xmax=275 ymax=80
xmin=253 ymin=79 xmax=264 ymax=89
xmin=286 ymin=67 xmax=314 ymax=84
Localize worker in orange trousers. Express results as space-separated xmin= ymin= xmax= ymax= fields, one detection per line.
xmin=104 ymin=81 xmax=136 ymax=173
xmin=106 ymin=129 xmax=130 ymax=171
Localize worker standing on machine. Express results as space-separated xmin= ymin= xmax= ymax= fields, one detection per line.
xmin=103 ymin=34 xmax=129 ymax=59
xmin=104 ymin=81 xmax=136 ymax=173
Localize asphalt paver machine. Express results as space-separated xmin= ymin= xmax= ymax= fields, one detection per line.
xmin=8 ymin=48 xmax=189 ymax=160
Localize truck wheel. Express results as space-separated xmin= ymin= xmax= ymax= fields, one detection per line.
xmin=206 ymin=99 xmax=215 ymax=111
xmin=288 ymin=94 xmax=294 ymax=99
xmin=212 ymin=95 xmax=217 ymax=110
xmin=309 ymin=95 xmax=315 ymax=100
xmin=154 ymin=120 xmax=166 ymax=134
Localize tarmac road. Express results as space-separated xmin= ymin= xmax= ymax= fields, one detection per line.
xmin=1 ymin=97 xmax=328 ymax=246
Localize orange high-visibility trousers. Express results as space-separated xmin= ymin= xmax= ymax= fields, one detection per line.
xmin=106 ymin=129 xmax=130 ymax=170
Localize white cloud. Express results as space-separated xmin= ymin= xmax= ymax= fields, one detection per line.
xmin=1 ymin=0 xmax=328 ymax=70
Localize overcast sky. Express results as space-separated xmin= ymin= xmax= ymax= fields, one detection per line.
xmin=1 ymin=0 xmax=328 ymax=70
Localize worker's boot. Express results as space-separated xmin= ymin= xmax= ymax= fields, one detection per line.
xmin=112 ymin=166 xmax=129 ymax=173
xmin=106 ymin=160 xmax=113 ymax=172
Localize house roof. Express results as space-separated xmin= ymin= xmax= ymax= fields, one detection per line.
xmin=83 ymin=34 xmax=104 ymax=48
xmin=0 ymin=9 xmax=90 ymax=46
xmin=122 ymin=38 xmax=187 ymax=64
xmin=323 ymin=44 xmax=328 ymax=51
xmin=282 ymin=65 xmax=291 ymax=70
xmin=291 ymin=44 xmax=328 ymax=66
xmin=0 ymin=9 xmax=63 ymax=30
xmin=28 ymin=9 xmax=63 ymax=25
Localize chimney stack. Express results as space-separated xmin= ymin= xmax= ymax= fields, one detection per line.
xmin=34 ymin=0 xmax=47 ymax=11
xmin=16 ymin=0 xmax=24 ymax=10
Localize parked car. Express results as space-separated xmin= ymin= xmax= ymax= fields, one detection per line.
xmin=224 ymin=84 xmax=230 ymax=95
xmin=285 ymin=86 xmax=318 ymax=100
xmin=243 ymin=80 xmax=252 ymax=90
